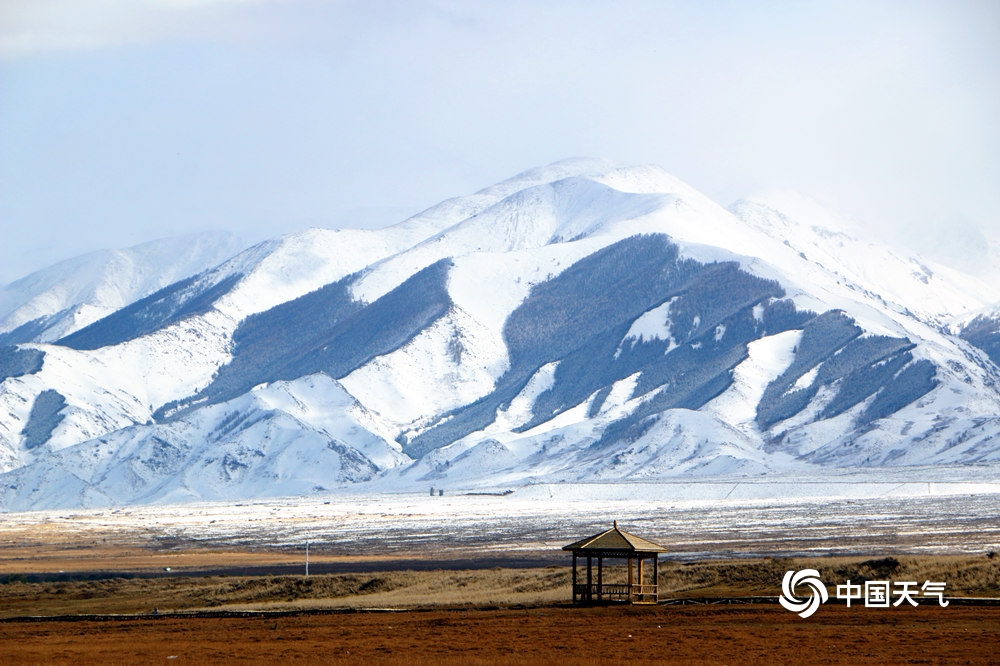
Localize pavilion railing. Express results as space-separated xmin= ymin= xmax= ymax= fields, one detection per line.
xmin=573 ymin=583 xmax=658 ymax=603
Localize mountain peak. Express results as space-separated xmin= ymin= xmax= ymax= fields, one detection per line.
xmin=2 ymin=161 xmax=999 ymax=510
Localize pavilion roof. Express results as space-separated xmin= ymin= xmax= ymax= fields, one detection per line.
xmin=562 ymin=521 xmax=668 ymax=553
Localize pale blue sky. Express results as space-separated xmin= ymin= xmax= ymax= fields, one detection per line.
xmin=1 ymin=0 xmax=998 ymax=283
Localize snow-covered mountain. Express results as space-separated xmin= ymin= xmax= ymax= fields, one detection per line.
xmin=2 ymin=159 xmax=999 ymax=510
xmin=0 ymin=231 xmax=248 ymax=344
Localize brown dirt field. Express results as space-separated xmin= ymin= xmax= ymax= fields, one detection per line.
xmin=2 ymin=529 xmax=998 ymax=663
xmin=2 ymin=604 xmax=998 ymax=665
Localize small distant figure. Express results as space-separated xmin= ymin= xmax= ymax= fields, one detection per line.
xmin=430 ymin=487 xmax=435 ymax=496
xmin=438 ymin=489 xmax=444 ymax=497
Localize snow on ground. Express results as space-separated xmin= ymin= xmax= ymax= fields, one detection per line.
xmin=591 ymin=373 xmax=642 ymax=419
xmin=2 ymin=476 xmax=998 ymax=558
xmin=574 ymin=410 xmax=773 ymax=479
xmin=496 ymin=362 xmax=560 ymax=431
xmin=348 ymin=176 xmax=664 ymax=305
xmin=446 ymin=240 xmax=608 ymax=350
xmin=248 ymin=374 xmax=407 ymax=470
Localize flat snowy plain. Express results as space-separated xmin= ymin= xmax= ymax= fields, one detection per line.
xmin=5 ymin=469 xmax=998 ymax=562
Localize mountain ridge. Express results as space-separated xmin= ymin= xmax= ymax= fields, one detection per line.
xmin=0 ymin=231 xmax=247 ymax=345
xmin=1 ymin=159 xmax=999 ymax=510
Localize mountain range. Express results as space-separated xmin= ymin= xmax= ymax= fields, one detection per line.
xmin=2 ymin=158 xmax=999 ymax=510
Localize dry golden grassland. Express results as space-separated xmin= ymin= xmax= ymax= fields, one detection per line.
xmin=1 ymin=554 xmax=997 ymax=618
xmin=3 ymin=548 xmax=999 ymax=665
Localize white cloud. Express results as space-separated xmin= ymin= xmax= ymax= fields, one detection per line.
xmin=0 ymin=0 xmax=275 ymax=58
xmin=0 ymin=0 xmax=997 ymax=282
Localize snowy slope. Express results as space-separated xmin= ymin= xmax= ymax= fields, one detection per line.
xmin=2 ymin=158 xmax=1000 ymax=510
xmin=0 ymin=231 xmax=247 ymax=343
xmin=951 ymin=301 xmax=1000 ymax=371
xmin=349 ymin=163 xmax=1000 ymax=449
xmin=730 ymin=194 xmax=999 ymax=327
xmin=0 ymin=201 xmax=503 ymax=474
xmin=0 ymin=227 xmax=409 ymax=473
xmin=0 ymin=373 xmax=407 ymax=511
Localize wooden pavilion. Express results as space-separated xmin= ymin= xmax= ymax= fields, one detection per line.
xmin=562 ymin=521 xmax=668 ymax=604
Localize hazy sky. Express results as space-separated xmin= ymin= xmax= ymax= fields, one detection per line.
xmin=1 ymin=0 xmax=998 ymax=284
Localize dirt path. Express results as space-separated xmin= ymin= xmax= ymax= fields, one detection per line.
xmin=2 ymin=604 xmax=997 ymax=665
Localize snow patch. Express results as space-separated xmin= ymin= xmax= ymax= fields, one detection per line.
xmin=705 ymin=330 xmax=802 ymax=433
xmin=340 ymin=307 xmax=505 ymax=427
xmin=619 ymin=299 xmax=678 ymax=352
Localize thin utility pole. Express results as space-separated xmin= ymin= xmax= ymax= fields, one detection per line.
xmin=305 ymin=541 xmax=310 ymax=577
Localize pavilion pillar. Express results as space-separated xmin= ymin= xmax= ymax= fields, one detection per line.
xmin=653 ymin=554 xmax=659 ymax=602
xmin=638 ymin=555 xmax=644 ymax=598
xmin=572 ymin=552 xmax=578 ymax=603
xmin=597 ymin=554 xmax=603 ymax=601
xmin=586 ymin=555 xmax=593 ymax=603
